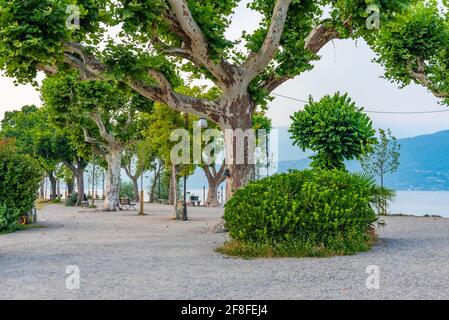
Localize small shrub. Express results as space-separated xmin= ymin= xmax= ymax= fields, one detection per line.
xmin=222 ymin=169 xmax=380 ymax=257
xmin=120 ymin=181 xmax=134 ymax=199
xmin=65 ymin=192 xmax=78 ymax=206
xmin=0 ymin=204 xmax=21 ymax=233
xmin=0 ymin=140 xmax=42 ymax=232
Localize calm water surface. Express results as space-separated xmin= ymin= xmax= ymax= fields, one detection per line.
xmin=390 ymin=191 xmax=449 ymax=218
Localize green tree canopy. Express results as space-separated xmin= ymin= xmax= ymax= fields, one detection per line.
xmin=289 ymin=93 xmax=376 ymax=170
xmin=372 ymin=0 xmax=449 ymax=105
xmin=1 ymin=0 xmax=446 ymax=193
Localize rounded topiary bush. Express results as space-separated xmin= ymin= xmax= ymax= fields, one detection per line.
xmin=222 ymin=169 xmax=379 ymax=257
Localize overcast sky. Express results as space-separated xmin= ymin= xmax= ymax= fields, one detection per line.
xmin=1 ymin=1 xmax=448 ymax=139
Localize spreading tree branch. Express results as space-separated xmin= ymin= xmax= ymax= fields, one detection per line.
xmin=89 ymin=113 xmax=117 ymax=146
xmin=81 ymin=126 xmax=107 ymax=156
xmin=166 ymin=0 xmax=237 ymax=87
xmin=129 ymin=70 xmax=224 ymax=123
xmin=261 ymin=18 xmax=351 ymax=93
xmin=242 ymin=0 xmax=292 ymax=84
xmin=408 ymin=58 xmax=448 ymax=99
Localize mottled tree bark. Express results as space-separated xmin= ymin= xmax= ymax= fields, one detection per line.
xmin=63 ymin=159 xmax=87 ymax=206
xmin=75 ymin=171 xmax=85 ymax=205
xmin=168 ymin=164 xmax=178 ymax=206
xmin=48 ymin=171 xmax=57 ymax=200
xmin=50 ymin=0 xmax=348 ymax=201
xmin=104 ymin=147 xmax=123 ymax=211
xmin=203 ymin=163 xmax=226 ymax=207
xmin=149 ymin=162 xmax=162 ymax=203
xmin=66 ymin=180 xmax=74 ymax=194
xmin=132 ymin=177 xmax=139 ymax=202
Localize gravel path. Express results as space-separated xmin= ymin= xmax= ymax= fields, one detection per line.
xmin=1 ymin=203 xmax=449 ymax=300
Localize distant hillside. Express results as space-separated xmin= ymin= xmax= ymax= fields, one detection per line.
xmin=277 ymin=130 xmax=449 ymax=191
xmin=186 ymin=130 xmax=449 ymax=191
xmin=378 ymin=130 xmax=449 ymax=190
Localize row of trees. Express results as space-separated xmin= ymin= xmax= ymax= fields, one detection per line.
xmin=0 ymin=0 xmax=447 ymax=202
xmin=1 ymin=76 xmax=271 ymax=211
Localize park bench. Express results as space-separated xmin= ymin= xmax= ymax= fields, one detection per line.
xmin=189 ymin=195 xmax=201 ymax=207
xmin=120 ymin=197 xmax=137 ymax=211
xmin=81 ymin=200 xmax=89 ymax=208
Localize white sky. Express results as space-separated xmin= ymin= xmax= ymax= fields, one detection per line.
xmin=1 ymin=1 xmax=448 ymax=139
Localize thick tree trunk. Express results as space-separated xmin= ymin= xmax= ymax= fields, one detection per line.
xmin=149 ymin=163 xmax=162 ymax=203
xmin=67 ymin=180 xmax=74 ymax=194
xmin=75 ymin=171 xmax=85 ymax=206
xmin=48 ymin=171 xmax=57 ymax=200
xmin=132 ymin=177 xmax=139 ymax=202
xmin=63 ymin=159 xmax=87 ymax=206
xmin=103 ymin=147 xmax=122 ymax=211
xmin=149 ymin=178 xmax=157 ymax=203
xmin=203 ymin=164 xmax=226 ymax=207
xmin=168 ymin=164 xmax=178 ymax=205
xmin=225 ymin=164 xmax=254 ymax=199
xmin=206 ymin=180 xmax=220 ymax=207
xmin=57 ymin=179 xmax=61 ymax=200
xmin=221 ymin=106 xmax=255 ymax=200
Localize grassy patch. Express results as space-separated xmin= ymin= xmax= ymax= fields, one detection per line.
xmin=0 ymin=224 xmax=46 ymax=236
xmin=216 ymin=233 xmax=377 ymax=259
xmin=35 ymin=198 xmax=52 ymax=209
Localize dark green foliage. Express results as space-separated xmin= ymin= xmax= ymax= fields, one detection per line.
xmin=120 ymin=181 xmax=134 ymax=199
xmin=289 ymin=93 xmax=376 ymax=170
xmin=372 ymin=0 xmax=449 ymax=105
xmin=0 ymin=0 xmax=109 ymax=84
xmin=0 ymin=204 xmax=21 ymax=233
xmin=0 ymin=140 xmax=42 ymax=232
xmin=223 ymin=169 xmax=380 ymax=256
xmin=65 ymin=192 xmax=79 ymax=207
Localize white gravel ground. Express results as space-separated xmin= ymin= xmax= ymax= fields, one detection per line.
xmin=1 ymin=202 xmax=449 ymax=300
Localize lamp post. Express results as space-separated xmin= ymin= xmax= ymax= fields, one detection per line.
xmin=181 ymin=116 xmax=208 ymax=221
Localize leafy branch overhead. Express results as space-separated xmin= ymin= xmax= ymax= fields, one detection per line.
xmin=2 ymin=0 xmax=446 ymax=125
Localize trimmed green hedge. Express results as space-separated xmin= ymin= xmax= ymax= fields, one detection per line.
xmin=223 ymin=169 xmax=379 ymax=256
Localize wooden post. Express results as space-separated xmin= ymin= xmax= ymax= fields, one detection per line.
xmin=203 ymin=186 xmax=206 ymax=206
xmin=139 ymin=174 xmax=144 ymax=215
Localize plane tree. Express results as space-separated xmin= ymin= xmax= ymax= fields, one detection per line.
xmin=142 ymin=102 xmax=196 ymax=211
xmin=51 ymin=126 xmax=91 ymax=206
xmin=41 ymin=72 xmax=153 ymax=211
xmin=1 ymin=0 xmax=447 ymax=198
xmin=122 ymin=140 xmax=157 ymax=202
xmin=372 ymin=0 xmax=449 ymax=105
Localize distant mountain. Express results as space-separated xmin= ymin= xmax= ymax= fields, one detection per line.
xmin=186 ymin=130 xmax=449 ymax=191
xmin=376 ymin=130 xmax=449 ymax=190
xmin=276 ymin=130 xmax=449 ymax=191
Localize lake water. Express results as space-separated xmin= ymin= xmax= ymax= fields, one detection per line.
xmin=188 ymin=189 xmax=449 ymax=218
xmin=388 ymin=191 xmax=449 ymax=218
